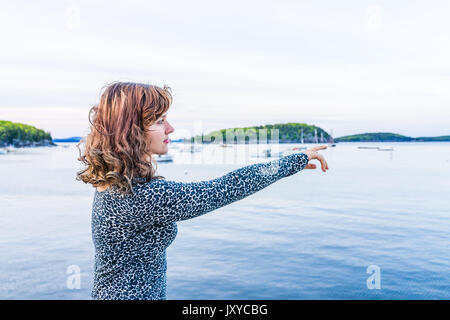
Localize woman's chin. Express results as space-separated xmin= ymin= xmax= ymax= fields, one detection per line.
xmin=159 ymin=148 xmax=169 ymax=155
xmin=150 ymin=145 xmax=168 ymax=156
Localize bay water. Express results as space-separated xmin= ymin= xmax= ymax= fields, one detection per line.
xmin=0 ymin=142 xmax=449 ymax=299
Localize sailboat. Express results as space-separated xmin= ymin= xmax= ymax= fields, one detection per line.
xmin=289 ymin=128 xmax=307 ymax=153
xmin=328 ymin=129 xmax=336 ymax=147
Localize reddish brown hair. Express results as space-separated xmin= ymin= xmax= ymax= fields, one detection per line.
xmin=76 ymin=81 xmax=172 ymax=195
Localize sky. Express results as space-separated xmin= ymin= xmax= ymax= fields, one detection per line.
xmin=1 ymin=0 xmax=449 ymax=139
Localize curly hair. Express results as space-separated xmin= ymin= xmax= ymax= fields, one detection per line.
xmin=76 ymin=81 xmax=172 ymax=195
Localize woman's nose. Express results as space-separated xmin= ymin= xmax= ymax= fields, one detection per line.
xmin=166 ymin=122 xmax=174 ymax=133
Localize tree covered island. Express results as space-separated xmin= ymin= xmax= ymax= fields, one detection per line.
xmin=0 ymin=120 xmax=56 ymax=148
xmin=334 ymin=132 xmax=450 ymax=142
xmin=183 ymin=123 xmax=450 ymax=144
xmin=185 ymin=123 xmax=333 ymax=144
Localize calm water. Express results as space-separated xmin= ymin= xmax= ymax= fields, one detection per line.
xmin=0 ymin=142 xmax=449 ymax=299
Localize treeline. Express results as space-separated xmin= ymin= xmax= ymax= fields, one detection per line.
xmin=185 ymin=122 xmax=332 ymax=144
xmin=335 ymin=132 xmax=411 ymax=142
xmin=0 ymin=120 xmax=54 ymax=147
xmin=334 ymin=132 xmax=450 ymax=142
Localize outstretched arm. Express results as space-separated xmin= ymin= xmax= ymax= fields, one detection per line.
xmin=126 ymin=152 xmax=309 ymax=225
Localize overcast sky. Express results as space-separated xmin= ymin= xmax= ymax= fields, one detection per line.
xmin=1 ymin=0 xmax=449 ymax=139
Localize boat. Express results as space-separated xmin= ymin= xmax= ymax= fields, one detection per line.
xmin=358 ymin=146 xmax=380 ymax=149
xmin=179 ymin=144 xmax=203 ymax=153
xmin=0 ymin=147 xmax=15 ymax=153
xmin=155 ymin=154 xmax=174 ymax=162
xmin=378 ymin=147 xmax=394 ymax=151
xmin=251 ymin=148 xmax=284 ymax=158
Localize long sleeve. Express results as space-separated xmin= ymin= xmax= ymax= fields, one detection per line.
xmin=124 ymin=152 xmax=309 ymax=225
xmin=91 ymin=151 xmax=309 ymax=300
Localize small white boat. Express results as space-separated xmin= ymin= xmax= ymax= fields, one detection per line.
xmin=156 ymin=154 xmax=174 ymax=162
xmin=378 ymin=147 xmax=394 ymax=151
xmin=250 ymin=149 xmax=284 ymax=158
xmin=179 ymin=144 xmax=203 ymax=153
xmin=0 ymin=147 xmax=15 ymax=154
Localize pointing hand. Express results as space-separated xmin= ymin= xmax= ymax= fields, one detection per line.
xmin=303 ymin=145 xmax=329 ymax=172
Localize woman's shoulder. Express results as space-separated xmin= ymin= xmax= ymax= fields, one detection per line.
xmin=95 ymin=177 xmax=168 ymax=197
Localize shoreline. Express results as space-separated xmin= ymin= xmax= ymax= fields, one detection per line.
xmin=0 ymin=140 xmax=57 ymax=149
xmin=0 ymin=140 xmax=57 ymax=154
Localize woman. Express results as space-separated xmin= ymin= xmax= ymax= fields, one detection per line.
xmin=76 ymin=81 xmax=329 ymax=300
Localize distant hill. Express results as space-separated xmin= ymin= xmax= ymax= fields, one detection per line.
xmin=53 ymin=136 xmax=82 ymax=143
xmin=11 ymin=123 xmax=447 ymax=147
xmin=0 ymin=120 xmax=56 ymax=147
xmin=183 ymin=124 xmax=450 ymax=144
xmin=334 ymin=132 xmax=450 ymax=142
xmin=184 ymin=123 xmax=332 ymax=144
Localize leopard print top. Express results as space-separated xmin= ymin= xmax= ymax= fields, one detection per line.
xmin=91 ymin=152 xmax=309 ymax=300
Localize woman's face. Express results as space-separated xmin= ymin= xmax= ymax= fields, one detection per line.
xmin=147 ymin=112 xmax=174 ymax=155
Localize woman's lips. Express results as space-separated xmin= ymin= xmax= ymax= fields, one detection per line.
xmin=164 ymin=139 xmax=170 ymax=144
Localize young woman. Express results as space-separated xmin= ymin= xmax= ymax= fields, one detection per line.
xmin=76 ymin=81 xmax=329 ymax=300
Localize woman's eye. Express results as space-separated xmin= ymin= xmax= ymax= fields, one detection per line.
xmin=158 ymin=119 xmax=164 ymax=124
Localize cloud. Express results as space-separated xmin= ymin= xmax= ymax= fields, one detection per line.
xmin=1 ymin=0 xmax=450 ymax=138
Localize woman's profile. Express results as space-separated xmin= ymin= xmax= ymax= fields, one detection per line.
xmin=76 ymin=81 xmax=329 ymax=300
